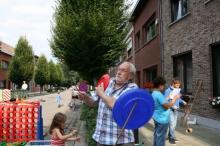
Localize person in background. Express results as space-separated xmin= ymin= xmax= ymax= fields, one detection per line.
xmin=56 ymin=90 xmax=61 ymax=108
xmin=49 ymin=112 xmax=82 ymax=145
xmin=78 ymin=62 xmax=138 ymax=146
xmin=164 ymin=77 xmax=187 ymax=145
xmin=151 ymin=76 xmax=180 ymax=146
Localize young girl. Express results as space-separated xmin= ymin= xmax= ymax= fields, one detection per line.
xmin=49 ymin=112 xmax=82 ymax=146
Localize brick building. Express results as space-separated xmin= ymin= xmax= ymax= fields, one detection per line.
xmin=0 ymin=42 xmax=14 ymax=89
xmin=162 ymin=0 xmax=220 ymax=126
xmin=110 ymin=0 xmax=161 ymax=88
xmin=132 ymin=0 xmax=161 ymax=88
xmin=0 ymin=41 xmax=43 ymax=92
xmin=109 ymin=0 xmax=220 ymax=128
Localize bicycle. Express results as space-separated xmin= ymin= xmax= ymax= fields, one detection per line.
xmin=69 ymin=98 xmax=76 ymax=110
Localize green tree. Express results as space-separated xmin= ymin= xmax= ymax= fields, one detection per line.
xmin=55 ymin=63 xmax=65 ymax=87
xmin=50 ymin=0 xmax=131 ymax=84
xmin=48 ymin=59 xmax=58 ymax=88
xmin=59 ymin=62 xmax=72 ymax=88
xmin=7 ymin=36 xmax=34 ymax=88
xmin=34 ymin=54 xmax=50 ymax=93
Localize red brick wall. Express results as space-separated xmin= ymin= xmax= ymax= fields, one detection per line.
xmin=133 ymin=0 xmax=161 ymax=88
xmin=162 ymin=0 xmax=220 ymax=120
xmin=0 ymin=52 xmax=12 ymax=89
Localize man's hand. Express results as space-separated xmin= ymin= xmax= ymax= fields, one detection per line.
xmin=183 ymin=101 xmax=187 ymax=105
xmin=78 ymin=92 xmax=86 ymax=101
xmin=95 ymin=82 xmax=105 ymax=97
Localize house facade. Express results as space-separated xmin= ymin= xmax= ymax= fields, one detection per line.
xmin=131 ymin=0 xmax=161 ymax=88
xmin=162 ymin=0 xmax=220 ymax=127
xmin=110 ymin=0 xmax=161 ymax=88
xmin=0 ymin=42 xmax=14 ymax=89
xmin=109 ymin=0 xmax=220 ymax=128
xmin=0 ymin=41 xmax=44 ymax=92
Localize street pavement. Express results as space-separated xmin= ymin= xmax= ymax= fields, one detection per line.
xmin=26 ymin=90 xmax=86 ymax=146
xmin=26 ymin=90 xmax=220 ymax=146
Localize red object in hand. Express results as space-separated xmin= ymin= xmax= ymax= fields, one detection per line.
xmin=97 ymin=74 xmax=110 ymax=91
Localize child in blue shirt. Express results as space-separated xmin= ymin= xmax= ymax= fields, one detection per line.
xmin=56 ymin=90 xmax=61 ymax=107
xmin=152 ymin=76 xmax=180 ymax=146
xmin=164 ymin=77 xmax=187 ymax=145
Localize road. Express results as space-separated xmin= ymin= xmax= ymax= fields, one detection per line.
xmin=25 ymin=90 xmax=84 ymax=146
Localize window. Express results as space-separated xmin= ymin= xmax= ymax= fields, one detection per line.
xmin=171 ymin=0 xmax=189 ymax=22
xmin=126 ymin=39 xmax=132 ymax=58
xmin=115 ymin=55 xmax=122 ymax=65
xmin=2 ymin=61 xmax=9 ymax=69
xmin=136 ymin=32 xmax=141 ymax=49
xmin=146 ymin=19 xmax=156 ymax=42
xmin=127 ymin=49 xmax=132 ymax=58
xmin=146 ymin=66 xmax=157 ymax=83
xmin=1 ymin=80 xmax=6 ymax=88
xmin=212 ymin=45 xmax=220 ymax=96
xmin=173 ymin=53 xmax=193 ymax=93
xmin=136 ymin=71 xmax=140 ymax=87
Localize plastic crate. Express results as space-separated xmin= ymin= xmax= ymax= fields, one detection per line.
xmin=25 ymin=140 xmax=51 ymax=146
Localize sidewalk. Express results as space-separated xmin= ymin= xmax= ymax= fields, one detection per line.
xmin=43 ymin=100 xmax=87 ymax=146
xmin=61 ymin=102 xmax=220 ymax=146
xmin=138 ymin=118 xmax=220 ymax=146
xmin=27 ymin=91 xmax=55 ymax=97
xmin=36 ymin=91 xmax=220 ymax=146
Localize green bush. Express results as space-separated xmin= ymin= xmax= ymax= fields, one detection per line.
xmin=81 ymin=102 xmax=98 ymax=146
xmin=47 ymin=89 xmax=52 ymax=92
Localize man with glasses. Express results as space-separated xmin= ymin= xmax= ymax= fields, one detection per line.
xmin=78 ymin=62 xmax=138 ymax=146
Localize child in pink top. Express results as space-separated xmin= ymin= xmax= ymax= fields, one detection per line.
xmin=49 ymin=112 xmax=82 ymax=146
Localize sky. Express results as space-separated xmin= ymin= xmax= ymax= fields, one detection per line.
xmin=0 ymin=0 xmax=137 ymax=64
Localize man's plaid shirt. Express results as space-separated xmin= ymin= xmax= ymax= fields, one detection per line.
xmin=92 ymin=77 xmax=138 ymax=145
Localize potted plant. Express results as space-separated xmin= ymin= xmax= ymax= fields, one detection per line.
xmin=209 ymin=97 xmax=220 ymax=108
xmin=181 ymin=94 xmax=191 ymax=103
xmin=144 ymin=83 xmax=154 ymax=93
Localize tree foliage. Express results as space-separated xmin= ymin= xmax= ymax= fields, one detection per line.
xmin=48 ymin=59 xmax=59 ymax=87
xmin=34 ymin=54 xmax=50 ymax=92
xmin=50 ymin=0 xmax=131 ymax=84
xmin=55 ymin=63 xmax=65 ymax=86
xmin=7 ymin=36 xmax=35 ymax=88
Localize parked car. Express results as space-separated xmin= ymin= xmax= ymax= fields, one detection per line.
xmin=71 ymin=86 xmax=78 ymax=99
xmin=60 ymin=87 xmax=66 ymax=91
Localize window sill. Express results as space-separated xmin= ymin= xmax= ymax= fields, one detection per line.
xmin=135 ymin=47 xmax=141 ymax=53
xmin=127 ymin=56 xmax=132 ymax=60
xmin=135 ymin=35 xmax=157 ymax=54
xmin=143 ymin=35 xmax=157 ymax=47
xmin=168 ymin=12 xmax=191 ymax=27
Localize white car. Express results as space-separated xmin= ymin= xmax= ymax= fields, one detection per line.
xmin=71 ymin=86 xmax=78 ymax=99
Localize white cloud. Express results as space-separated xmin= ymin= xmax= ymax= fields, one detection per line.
xmin=0 ymin=0 xmax=137 ymax=64
xmin=0 ymin=0 xmax=57 ymax=63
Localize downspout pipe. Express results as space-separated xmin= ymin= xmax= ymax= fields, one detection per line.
xmin=158 ymin=0 xmax=164 ymax=77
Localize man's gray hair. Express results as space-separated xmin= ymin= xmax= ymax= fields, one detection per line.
xmin=124 ymin=62 xmax=136 ymax=76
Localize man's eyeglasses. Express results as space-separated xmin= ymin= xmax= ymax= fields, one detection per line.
xmin=117 ymin=68 xmax=129 ymax=73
